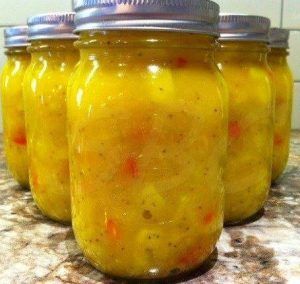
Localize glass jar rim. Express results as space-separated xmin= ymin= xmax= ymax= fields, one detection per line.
xmin=73 ymin=0 xmax=220 ymax=36
xmin=4 ymin=25 xmax=29 ymax=48
xmin=27 ymin=12 xmax=78 ymax=41
xmin=218 ymin=14 xmax=270 ymax=43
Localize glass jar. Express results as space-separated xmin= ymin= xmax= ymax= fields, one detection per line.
xmin=23 ymin=13 xmax=79 ymax=222
xmin=216 ymin=15 xmax=274 ymax=224
xmin=69 ymin=0 xmax=227 ymax=279
xmin=1 ymin=26 xmax=30 ymax=187
xmin=268 ymin=28 xmax=294 ymax=182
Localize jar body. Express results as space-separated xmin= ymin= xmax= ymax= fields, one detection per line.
xmin=23 ymin=40 xmax=78 ymax=222
xmin=216 ymin=42 xmax=274 ymax=224
xmin=268 ymin=48 xmax=293 ymax=182
xmin=0 ymin=48 xmax=30 ymax=187
xmin=68 ymin=31 xmax=227 ymax=278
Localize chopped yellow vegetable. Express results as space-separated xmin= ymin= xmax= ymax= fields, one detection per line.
xmin=68 ymin=31 xmax=227 ymax=278
xmin=23 ymin=40 xmax=78 ymax=222
xmin=216 ymin=41 xmax=274 ymax=224
xmin=268 ymin=48 xmax=293 ymax=181
xmin=0 ymin=47 xmax=30 ymax=187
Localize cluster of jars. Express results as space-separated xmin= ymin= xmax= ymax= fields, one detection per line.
xmin=0 ymin=0 xmax=293 ymax=279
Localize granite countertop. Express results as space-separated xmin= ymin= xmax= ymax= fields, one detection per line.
xmin=0 ymin=132 xmax=299 ymax=284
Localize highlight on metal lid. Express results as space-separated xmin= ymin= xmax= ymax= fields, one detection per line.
xmin=27 ymin=12 xmax=78 ymax=41
xmin=73 ymin=0 xmax=220 ymax=35
xmin=218 ymin=14 xmax=271 ymax=42
xmin=4 ymin=25 xmax=29 ymax=48
xmin=269 ymin=28 xmax=289 ymax=49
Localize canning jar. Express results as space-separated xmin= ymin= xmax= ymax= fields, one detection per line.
xmin=23 ymin=13 xmax=78 ymax=222
xmin=268 ymin=28 xmax=293 ymax=182
xmin=216 ymin=15 xmax=274 ymax=224
xmin=68 ymin=0 xmax=227 ymax=279
xmin=1 ymin=26 xmax=30 ymax=187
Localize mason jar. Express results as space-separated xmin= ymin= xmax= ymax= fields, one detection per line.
xmin=23 ymin=13 xmax=79 ymax=222
xmin=1 ymin=26 xmax=30 ymax=187
xmin=68 ymin=0 xmax=227 ymax=279
xmin=216 ymin=15 xmax=274 ymax=224
xmin=268 ymin=28 xmax=293 ymax=182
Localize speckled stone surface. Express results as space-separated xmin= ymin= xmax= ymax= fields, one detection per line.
xmin=0 ymin=132 xmax=299 ymax=284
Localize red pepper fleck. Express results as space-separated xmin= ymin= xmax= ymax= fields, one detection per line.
xmin=175 ymin=57 xmax=188 ymax=68
xmin=267 ymin=68 xmax=274 ymax=80
xmin=130 ymin=125 xmax=150 ymax=144
xmin=123 ymin=157 xmax=139 ymax=178
xmin=178 ymin=247 xmax=200 ymax=266
xmin=274 ymin=134 xmax=283 ymax=146
xmin=106 ymin=219 xmax=120 ymax=240
xmin=59 ymin=160 xmax=70 ymax=179
xmin=229 ymin=121 xmax=242 ymax=139
xmin=203 ymin=211 xmax=215 ymax=225
xmin=31 ymin=170 xmax=39 ymax=189
xmin=13 ymin=132 xmax=27 ymax=146
xmin=276 ymin=96 xmax=285 ymax=106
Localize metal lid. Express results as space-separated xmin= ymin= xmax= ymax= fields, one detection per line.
xmin=4 ymin=26 xmax=29 ymax=48
xmin=73 ymin=0 xmax=220 ymax=35
xmin=218 ymin=14 xmax=270 ymax=42
xmin=269 ymin=28 xmax=289 ymax=49
xmin=27 ymin=12 xmax=78 ymax=41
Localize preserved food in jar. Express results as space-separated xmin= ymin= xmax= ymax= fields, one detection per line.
xmin=1 ymin=26 xmax=30 ymax=187
xmin=23 ymin=13 xmax=78 ymax=222
xmin=68 ymin=0 xmax=227 ymax=279
xmin=216 ymin=15 xmax=274 ymax=224
xmin=268 ymin=28 xmax=293 ymax=182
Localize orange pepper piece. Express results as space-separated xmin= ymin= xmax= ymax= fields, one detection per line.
xmin=175 ymin=57 xmax=188 ymax=68
xmin=178 ymin=247 xmax=200 ymax=266
xmin=203 ymin=211 xmax=215 ymax=225
xmin=106 ymin=219 xmax=120 ymax=240
xmin=31 ymin=169 xmax=39 ymax=189
xmin=274 ymin=134 xmax=283 ymax=146
xmin=13 ymin=132 xmax=27 ymax=146
xmin=123 ymin=157 xmax=139 ymax=178
xmin=229 ymin=121 xmax=241 ymax=139
xmin=130 ymin=125 xmax=150 ymax=144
